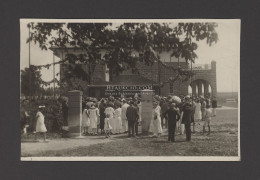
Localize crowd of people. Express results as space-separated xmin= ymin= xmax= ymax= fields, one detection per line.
xmin=78 ymin=94 xmax=218 ymax=141
xmin=80 ymin=96 xmax=142 ymax=138
xmin=26 ymin=93 xmax=218 ymax=142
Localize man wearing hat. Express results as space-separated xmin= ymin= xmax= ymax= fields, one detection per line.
xmin=163 ymin=103 xmax=180 ymax=142
xmin=126 ymin=101 xmax=139 ymax=137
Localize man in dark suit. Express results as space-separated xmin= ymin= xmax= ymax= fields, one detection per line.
xmin=163 ymin=103 xmax=180 ymax=142
xmin=181 ymin=96 xmax=193 ymax=141
xmin=126 ymin=101 xmax=139 ymax=137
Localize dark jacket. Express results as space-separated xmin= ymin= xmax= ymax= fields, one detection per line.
xmin=163 ymin=108 xmax=180 ymax=126
xmin=181 ymin=103 xmax=192 ymax=124
xmin=126 ymin=105 xmax=139 ymax=122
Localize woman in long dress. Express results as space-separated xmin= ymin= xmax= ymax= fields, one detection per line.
xmin=114 ymin=104 xmax=122 ymax=134
xmin=194 ymin=99 xmax=202 ymax=121
xmin=104 ymin=103 xmax=115 ymax=134
xmin=149 ymin=102 xmax=163 ymax=137
xmin=104 ymin=114 xmax=112 ymax=138
xmin=35 ymin=106 xmax=47 ymax=141
xmin=88 ymin=104 xmax=100 ymax=135
xmin=82 ymin=108 xmax=90 ymax=135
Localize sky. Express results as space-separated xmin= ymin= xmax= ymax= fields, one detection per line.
xmin=20 ymin=19 xmax=240 ymax=92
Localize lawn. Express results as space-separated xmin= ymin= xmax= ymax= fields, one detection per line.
xmin=23 ymin=108 xmax=238 ymax=157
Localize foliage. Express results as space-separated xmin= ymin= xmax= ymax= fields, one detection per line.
xmin=27 ymin=22 xmax=218 ymax=83
xmin=20 ymin=97 xmax=64 ymax=132
xmin=21 ymin=67 xmax=43 ymax=96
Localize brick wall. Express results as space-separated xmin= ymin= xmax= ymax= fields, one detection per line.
xmin=60 ymin=60 xmax=217 ymax=97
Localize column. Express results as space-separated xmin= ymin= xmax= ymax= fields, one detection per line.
xmin=192 ymin=82 xmax=197 ymax=97
xmin=204 ymin=81 xmax=209 ymax=97
xmin=198 ymin=81 xmax=202 ymax=97
xmin=141 ymin=89 xmax=154 ymax=134
xmin=68 ymin=90 xmax=83 ymax=137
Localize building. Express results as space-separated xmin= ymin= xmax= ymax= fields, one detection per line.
xmin=51 ymin=47 xmax=217 ymax=98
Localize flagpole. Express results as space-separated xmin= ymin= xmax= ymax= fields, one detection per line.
xmin=28 ymin=24 xmax=31 ymax=98
xmin=191 ymin=60 xmax=193 ymax=102
xmin=53 ymin=52 xmax=55 ymax=97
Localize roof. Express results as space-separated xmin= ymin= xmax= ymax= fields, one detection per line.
xmin=89 ymin=75 xmax=159 ymax=87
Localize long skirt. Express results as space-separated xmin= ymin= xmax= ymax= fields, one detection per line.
xmin=149 ymin=118 xmax=163 ymax=135
xmin=195 ymin=110 xmax=202 ymax=120
xmin=114 ymin=116 xmax=122 ymax=132
xmin=110 ymin=117 xmax=116 ymax=133
xmin=121 ymin=117 xmax=128 ymax=132
xmin=90 ymin=117 xmax=97 ymax=129
xmin=36 ymin=119 xmax=47 ymax=132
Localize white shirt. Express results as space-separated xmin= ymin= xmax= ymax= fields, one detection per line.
xmin=121 ymin=103 xmax=129 ymax=119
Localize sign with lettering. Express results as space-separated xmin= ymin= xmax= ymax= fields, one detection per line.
xmin=105 ymin=85 xmax=154 ymax=96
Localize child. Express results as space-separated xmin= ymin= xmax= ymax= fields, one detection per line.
xmin=203 ymin=105 xmax=213 ymax=135
xmin=104 ymin=114 xmax=112 ymax=138
xmin=35 ymin=106 xmax=48 ymax=142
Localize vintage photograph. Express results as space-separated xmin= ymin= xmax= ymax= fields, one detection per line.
xmin=20 ymin=19 xmax=240 ymax=161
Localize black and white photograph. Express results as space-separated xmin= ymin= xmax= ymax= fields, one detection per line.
xmin=20 ymin=19 xmax=240 ymax=161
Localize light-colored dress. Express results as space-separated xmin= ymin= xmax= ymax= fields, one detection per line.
xmin=104 ymin=117 xmax=112 ymax=131
xmin=82 ymin=109 xmax=90 ymax=127
xmin=89 ymin=108 xmax=100 ymax=129
xmin=149 ymin=106 xmax=163 ymax=135
xmin=121 ymin=103 xmax=129 ymax=131
xmin=194 ymin=102 xmax=202 ymax=120
xmin=114 ymin=108 xmax=122 ymax=132
xmin=105 ymin=107 xmax=115 ymax=132
xmin=35 ymin=111 xmax=47 ymax=132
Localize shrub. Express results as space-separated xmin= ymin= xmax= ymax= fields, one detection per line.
xmin=20 ymin=97 xmax=65 ymax=132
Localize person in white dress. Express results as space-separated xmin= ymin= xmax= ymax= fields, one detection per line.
xmin=121 ymin=99 xmax=129 ymax=133
xmin=104 ymin=114 xmax=112 ymax=138
xmin=194 ymin=99 xmax=202 ymax=121
xmin=88 ymin=104 xmax=100 ymax=135
xmin=35 ymin=106 xmax=47 ymax=141
xmin=104 ymin=103 xmax=115 ymax=134
xmin=149 ymin=102 xmax=163 ymax=137
xmin=82 ymin=108 xmax=90 ymax=135
xmin=203 ymin=105 xmax=213 ymax=135
xmin=114 ymin=105 xmax=122 ymax=134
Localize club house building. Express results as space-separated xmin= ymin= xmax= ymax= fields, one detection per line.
xmin=51 ymin=46 xmax=217 ymax=98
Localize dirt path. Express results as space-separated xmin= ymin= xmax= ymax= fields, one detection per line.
xmin=21 ymin=134 xmax=127 ymax=156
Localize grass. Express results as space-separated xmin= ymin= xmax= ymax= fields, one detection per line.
xmin=35 ymin=133 xmax=238 ymax=157
xmin=23 ymin=108 xmax=238 ymax=157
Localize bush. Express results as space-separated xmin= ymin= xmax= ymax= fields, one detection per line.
xmin=20 ymin=97 xmax=65 ymax=132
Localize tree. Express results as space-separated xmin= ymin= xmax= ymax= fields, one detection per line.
xmin=28 ymin=22 xmax=218 ymax=83
xmin=21 ymin=66 xmax=43 ymax=96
